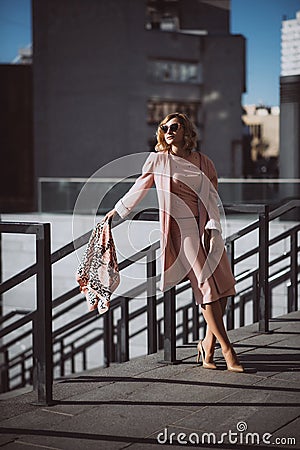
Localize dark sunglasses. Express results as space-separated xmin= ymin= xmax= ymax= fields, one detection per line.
xmin=160 ymin=123 xmax=180 ymax=133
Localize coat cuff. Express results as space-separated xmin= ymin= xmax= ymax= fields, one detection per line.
xmin=205 ymin=219 xmax=222 ymax=234
xmin=114 ymin=199 xmax=130 ymax=219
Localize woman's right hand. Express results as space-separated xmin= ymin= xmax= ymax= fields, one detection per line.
xmin=104 ymin=208 xmax=116 ymax=222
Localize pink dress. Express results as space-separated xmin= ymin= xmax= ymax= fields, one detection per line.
xmin=169 ymin=151 xmax=235 ymax=304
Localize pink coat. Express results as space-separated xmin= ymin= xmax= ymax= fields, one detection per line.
xmin=114 ymin=151 xmax=236 ymax=297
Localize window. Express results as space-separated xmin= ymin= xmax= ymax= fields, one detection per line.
xmin=148 ymin=59 xmax=202 ymax=84
xmin=147 ymin=99 xmax=200 ymax=125
xmin=249 ymin=124 xmax=262 ymax=140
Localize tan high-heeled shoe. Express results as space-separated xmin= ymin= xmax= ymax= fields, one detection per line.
xmin=196 ymin=340 xmax=217 ymax=369
xmin=223 ymin=347 xmax=244 ymax=373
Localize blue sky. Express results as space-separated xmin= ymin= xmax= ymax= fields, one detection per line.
xmin=0 ymin=0 xmax=31 ymax=62
xmin=0 ymin=0 xmax=300 ymax=105
xmin=231 ymin=0 xmax=300 ymax=106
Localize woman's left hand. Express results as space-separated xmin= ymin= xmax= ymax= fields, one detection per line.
xmin=208 ymin=229 xmax=224 ymax=254
xmin=104 ymin=209 xmax=116 ymax=222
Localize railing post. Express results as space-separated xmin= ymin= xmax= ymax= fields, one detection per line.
xmin=82 ymin=349 xmax=87 ymax=371
xmin=71 ymin=343 xmax=75 ymax=373
xmin=0 ymin=349 xmax=9 ymax=393
xmin=21 ymin=357 xmax=26 ymax=387
xmin=192 ymin=294 xmax=199 ymax=341
xmin=290 ymin=230 xmax=298 ymax=312
xmin=253 ymin=272 xmax=259 ymax=323
xmin=118 ymin=297 xmax=129 ymax=362
xmin=59 ymin=340 xmax=64 ymax=377
xmin=287 ymin=283 xmax=293 ymax=313
xmin=103 ymin=309 xmax=114 ymax=367
xmin=182 ymin=307 xmax=189 ymax=344
xmin=226 ymin=240 xmax=235 ymax=330
xmin=32 ymin=223 xmax=53 ymax=405
xmin=162 ymin=287 xmax=177 ymax=363
xmin=258 ymin=205 xmax=270 ymax=332
xmin=239 ymin=295 xmax=245 ymax=327
xmin=147 ymin=248 xmax=157 ymax=354
xmin=0 ymin=217 xmax=7 ymax=394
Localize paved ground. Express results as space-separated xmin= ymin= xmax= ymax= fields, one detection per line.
xmin=0 ymin=311 xmax=299 ymax=450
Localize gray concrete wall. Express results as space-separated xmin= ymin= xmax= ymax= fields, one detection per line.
xmin=202 ymin=35 xmax=245 ymax=177
xmin=33 ymin=0 xmax=148 ymax=178
xmin=279 ymin=76 xmax=300 ymax=208
xmin=179 ymin=0 xmax=230 ymax=33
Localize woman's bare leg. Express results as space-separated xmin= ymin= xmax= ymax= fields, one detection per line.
xmin=201 ymin=298 xmax=231 ymax=353
xmin=201 ymin=297 xmax=227 ymax=362
xmin=201 ymin=298 xmax=243 ymax=371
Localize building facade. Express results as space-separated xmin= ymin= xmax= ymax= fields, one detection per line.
xmin=242 ymin=105 xmax=279 ymax=178
xmin=281 ymin=11 xmax=300 ymax=77
xmin=32 ymin=0 xmax=245 ymax=193
xmin=280 ymin=10 xmax=300 ymax=181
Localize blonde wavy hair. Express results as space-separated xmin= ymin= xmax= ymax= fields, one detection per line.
xmin=155 ymin=112 xmax=198 ymax=153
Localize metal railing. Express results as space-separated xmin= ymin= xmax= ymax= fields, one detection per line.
xmin=0 ymin=222 xmax=52 ymax=405
xmin=0 ymin=200 xmax=299 ymax=404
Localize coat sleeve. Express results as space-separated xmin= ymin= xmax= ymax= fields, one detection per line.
xmin=204 ymin=158 xmax=222 ymax=233
xmin=114 ymin=152 xmax=155 ymax=219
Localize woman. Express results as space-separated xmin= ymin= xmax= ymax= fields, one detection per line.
xmin=105 ymin=112 xmax=243 ymax=372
